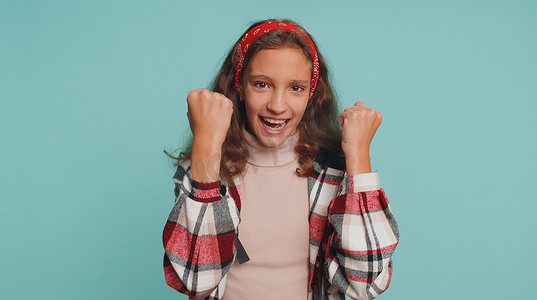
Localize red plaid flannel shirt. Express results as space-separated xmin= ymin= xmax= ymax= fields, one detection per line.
xmin=163 ymin=152 xmax=399 ymax=299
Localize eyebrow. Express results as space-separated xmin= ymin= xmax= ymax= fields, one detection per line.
xmin=248 ymin=74 xmax=310 ymax=85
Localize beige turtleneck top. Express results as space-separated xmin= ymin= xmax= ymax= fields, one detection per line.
xmin=223 ymin=131 xmax=310 ymax=299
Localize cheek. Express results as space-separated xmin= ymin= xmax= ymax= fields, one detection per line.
xmin=243 ymin=93 xmax=267 ymax=121
xmin=293 ymin=101 xmax=309 ymax=120
xmin=244 ymin=101 xmax=260 ymax=124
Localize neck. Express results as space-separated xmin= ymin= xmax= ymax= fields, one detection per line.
xmin=243 ymin=129 xmax=298 ymax=167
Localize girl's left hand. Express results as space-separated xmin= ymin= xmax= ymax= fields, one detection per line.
xmin=340 ymin=101 xmax=383 ymax=173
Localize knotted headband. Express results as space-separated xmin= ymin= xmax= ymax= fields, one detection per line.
xmin=233 ymin=21 xmax=320 ymax=99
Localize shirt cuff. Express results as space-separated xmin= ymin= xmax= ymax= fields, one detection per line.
xmin=183 ymin=165 xmax=223 ymax=203
xmin=350 ymin=171 xmax=380 ymax=192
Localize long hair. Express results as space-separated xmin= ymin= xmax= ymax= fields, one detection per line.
xmin=166 ymin=19 xmax=342 ymax=180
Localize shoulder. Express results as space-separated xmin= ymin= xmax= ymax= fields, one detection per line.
xmin=314 ymin=149 xmax=346 ymax=172
xmin=311 ymin=149 xmax=347 ymax=187
xmin=173 ymin=159 xmax=235 ymax=189
xmin=172 ymin=160 xmax=192 ymax=181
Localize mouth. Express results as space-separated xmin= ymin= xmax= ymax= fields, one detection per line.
xmin=259 ymin=116 xmax=290 ymax=133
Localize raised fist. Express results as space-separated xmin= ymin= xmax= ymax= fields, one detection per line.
xmin=340 ymin=100 xmax=383 ymax=165
xmin=187 ymin=88 xmax=234 ymax=148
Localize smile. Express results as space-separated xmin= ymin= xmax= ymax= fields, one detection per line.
xmin=259 ymin=116 xmax=290 ymax=133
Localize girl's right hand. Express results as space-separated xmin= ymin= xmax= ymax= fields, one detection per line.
xmin=187 ymin=89 xmax=233 ymax=182
xmin=187 ymin=88 xmax=233 ymax=148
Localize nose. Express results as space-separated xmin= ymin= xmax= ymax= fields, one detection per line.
xmin=266 ymin=90 xmax=287 ymax=115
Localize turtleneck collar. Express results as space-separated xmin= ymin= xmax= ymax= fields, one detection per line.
xmin=243 ymin=129 xmax=299 ymax=168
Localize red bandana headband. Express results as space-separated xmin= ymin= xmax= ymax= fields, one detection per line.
xmin=233 ymin=21 xmax=320 ymax=99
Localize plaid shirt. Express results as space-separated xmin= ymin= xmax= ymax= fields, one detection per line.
xmin=163 ymin=152 xmax=399 ymax=300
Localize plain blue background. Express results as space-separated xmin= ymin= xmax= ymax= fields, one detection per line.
xmin=2 ymin=0 xmax=536 ymax=299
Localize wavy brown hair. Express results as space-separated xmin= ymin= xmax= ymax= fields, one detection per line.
xmin=166 ymin=19 xmax=343 ymax=180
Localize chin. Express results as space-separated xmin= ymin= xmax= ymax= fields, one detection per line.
xmin=251 ymin=115 xmax=297 ymax=148
xmin=252 ymin=126 xmax=294 ymax=148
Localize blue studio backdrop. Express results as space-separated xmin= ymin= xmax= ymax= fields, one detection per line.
xmin=1 ymin=0 xmax=536 ymax=299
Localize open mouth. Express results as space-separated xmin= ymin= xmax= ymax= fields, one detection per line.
xmin=259 ymin=116 xmax=289 ymax=131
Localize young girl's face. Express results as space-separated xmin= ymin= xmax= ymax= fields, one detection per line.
xmin=241 ymin=47 xmax=312 ymax=148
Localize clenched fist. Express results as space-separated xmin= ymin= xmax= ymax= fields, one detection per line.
xmin=187 ymin=88 xmax=234 ymax=147
xmin=340 ymin=101 xmax=383 ymax=174
xmin=187 ymin=88 xmax=233 ymax=182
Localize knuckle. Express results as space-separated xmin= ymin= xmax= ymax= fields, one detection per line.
xmin=188 ymin=88 xmax=205 ymax=99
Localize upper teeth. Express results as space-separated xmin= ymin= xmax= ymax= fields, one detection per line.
xmin=263 ymin=117 xmax=287 ymax=124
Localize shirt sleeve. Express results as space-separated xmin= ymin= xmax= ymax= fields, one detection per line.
xmin=350 ymin=171 xmax=380 ymax=192
xmin=324 ymin=172 xmax=399 ymax=300
xmin=162 ymin=160 xmax=239 ymax=299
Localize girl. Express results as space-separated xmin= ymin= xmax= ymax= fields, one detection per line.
xmin=163 ymin=19 xmax=399 ymax=300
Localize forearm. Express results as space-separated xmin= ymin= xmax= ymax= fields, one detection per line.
xmin=163 ymin=162 xmax=239 ymax=297
xmin=191 ymin=137 xmax=222 ymax=182
xmin=327 ymin=188 xmax=399 ymax=299
xmin=345 ymin=148 xmax=372 ymax=175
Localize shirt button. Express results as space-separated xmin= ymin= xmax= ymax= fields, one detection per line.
xmin=220 ymin=185 xmax=227 ymax=196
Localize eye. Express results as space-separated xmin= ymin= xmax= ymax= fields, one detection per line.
xmin=290 ymin=85 xmax=305 ymax=92
xmin=253 ymin=82 xmax=269 ymax=89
